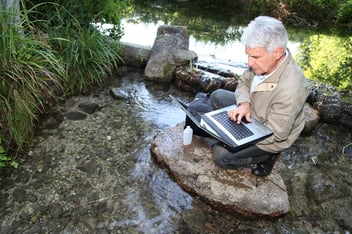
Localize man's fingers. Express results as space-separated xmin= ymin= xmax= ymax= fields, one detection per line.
xmin=228 ymin=110 xmax=238 ymax=121
xmin=228 ymin=109 xmax=252 ymax=124
xmin=228 ymin=110 xmax=243 ymax=124
xmin=236 ymin=114 xmax=243 ymax=124
xmin=245 ymin=114 xmax=252 ymax=123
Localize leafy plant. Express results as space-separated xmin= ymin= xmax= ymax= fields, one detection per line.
xmin=336 ymin=1 xmax=352 ymax=29
xmin=296 ymin=34 xmax=352 ymax=90
xmin=0 ymin=137 xmax=9 ymax=168
xmin=0 ymin=137 xmax=18 ymax=168
xmin=26 ymin=0 xmax=131 ymax=37
xmin=0 ymin=1 xmax=65 ymax=152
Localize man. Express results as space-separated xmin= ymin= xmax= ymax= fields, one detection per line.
xmin=210 ymin=16 xmax=309 ymax=176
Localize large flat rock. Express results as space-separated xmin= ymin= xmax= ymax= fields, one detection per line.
xmin=150 ymin=124 xmax=290 ymax=218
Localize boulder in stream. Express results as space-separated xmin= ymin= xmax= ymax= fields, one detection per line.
xmin=150 ymin=124 xmax=290 ymax=218
xmin=144 ymin=25 xmax=197 ymax=82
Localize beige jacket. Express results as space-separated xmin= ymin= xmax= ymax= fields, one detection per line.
xmin=235 ymin=50 xmax=309 ymax=153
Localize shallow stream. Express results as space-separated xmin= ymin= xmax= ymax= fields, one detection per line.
xmin=0 ymin=67 xmax=351 ymax=233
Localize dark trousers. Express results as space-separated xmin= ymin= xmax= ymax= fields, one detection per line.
xmin=209 ymin=89 xmax=275 ymax=169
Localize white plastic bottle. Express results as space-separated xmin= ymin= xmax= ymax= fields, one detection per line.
xmin=183 ymin=126 xmax=193 ymax=145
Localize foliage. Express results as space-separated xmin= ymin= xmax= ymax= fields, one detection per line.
xmin=39 ymin=5 xmax=123 ymax=94
xmin=0 ymin=137 xmax=18 ymax=168
xmin=130 ymin=0 xmax=351 ymax=30
xmin=130 ymin=0 xmax=246 ymax=44
xmin=296 ymin=34 xmax=352 ymax=90
xmin=0 ymin=1 xmax=65 ymax=154
xmin=53 ymin=29 xmax=122 ymax=94
xmin=283 ymin=0 xmax=340 ymax=26
xmin=336 ymin=0 xmax=352 ymax=29
xmin=26 ymin=0 xmax=131 ymax=38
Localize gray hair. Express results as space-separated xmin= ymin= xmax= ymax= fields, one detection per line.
xmin=241 ymin=16 xmax=288 ymax=53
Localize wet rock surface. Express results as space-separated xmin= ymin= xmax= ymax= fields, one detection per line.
xmin=0 ymin=67 xmax=351 ymax=233
xmin=308 ymin=82 xmax=352 ymax=131
xmin=151 ymin=124 xmax=290 ymax=218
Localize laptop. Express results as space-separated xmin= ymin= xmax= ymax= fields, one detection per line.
xmin=170 ymin=95 xmax=273 ymax=151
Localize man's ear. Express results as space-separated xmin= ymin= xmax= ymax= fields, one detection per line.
xmin=274 ymin=47 xmax=285 ymax=60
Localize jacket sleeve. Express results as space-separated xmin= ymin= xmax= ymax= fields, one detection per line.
xmin=235 ymin=69 xmax=253 ymax=105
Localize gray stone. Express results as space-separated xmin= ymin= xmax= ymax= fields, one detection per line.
xmin=120 ymin=42 xmax=151 ymax=68
xmin=145 ymin=25 xmax=197 ymax=82
xmin=13 ymin=188 xmax=26 ymax=203
xmin=110 ymin=87 xmax=130 ymax=99
xmin=174 ymin=49 xmax=198 ymax=64
xmin=64 ymin=111 xmax=87 ymax=120
xmin=308 ymin=82 xmax=352 ymax=131
xmin=48 ymin=202 xmax=63 ymax=218
xmin=302 ymin=103 xmax=320 ymax=134
xmin=151 ymin=124 xmax=290 ymax=218
xmin=78 ymin=102 xmax=100 ymax=114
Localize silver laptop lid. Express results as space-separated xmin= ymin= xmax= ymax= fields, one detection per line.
xmin=201 ymin=105 xmax=272 ymax=146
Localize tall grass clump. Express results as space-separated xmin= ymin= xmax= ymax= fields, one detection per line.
xmin=27 ymin=0 xmax=125 ymax=94
xmin=0 ymin=2 xmax=65 ymax=159
xmin=54 ymin=21 xmax=121 ymax=94
xmin=36 ymin=6 xmax=123 ymax=94
xmin=62 ymin=29 xmax=122 ymax=94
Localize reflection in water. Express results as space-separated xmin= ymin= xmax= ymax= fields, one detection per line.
xmin=119 ymin=18 xmax=299 ymax=67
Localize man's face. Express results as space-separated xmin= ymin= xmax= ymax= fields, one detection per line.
xmin=245 ymin=47 xmax=284 ymax=75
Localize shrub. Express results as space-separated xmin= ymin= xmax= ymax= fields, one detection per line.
xmin=297 ymin=34 xmax=352 ymax=90
xmin=336 ymin=0 xmax=352 ymax=29
xmin=26 ymin=0 xmax=131 ymax=38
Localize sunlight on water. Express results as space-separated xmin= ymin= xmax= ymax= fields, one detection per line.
xmin=119 ymin=19 xmax=299 ymax=65
xmin=120 ymin=19 xmax=248 ymax=63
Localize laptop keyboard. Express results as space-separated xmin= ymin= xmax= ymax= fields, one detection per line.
xmin=211 ymin=111 xmax=254 ymax=140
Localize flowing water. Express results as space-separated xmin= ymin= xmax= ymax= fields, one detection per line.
xmin=1 ymin=3 xmax=351 ymax=233
xmin=0 ymin=68 xmax=351 ymax=233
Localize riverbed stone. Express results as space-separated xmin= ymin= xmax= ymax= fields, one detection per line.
xmin=110 ymin=87 xmax=130 ymax=99
xmin=64 ymin=111 xmax=87 ymax=120
xmin=307 ymin=82 xmax=352 ymax=131
xmin=78 ymin=102 xmax=100 ymax=114
xmin=150 ymin=124 xmax=290 ymax=218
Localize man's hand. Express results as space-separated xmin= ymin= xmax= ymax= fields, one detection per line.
xmin=227 ymin=102 xmax=251 ymax=124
